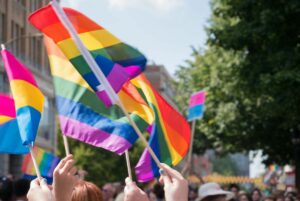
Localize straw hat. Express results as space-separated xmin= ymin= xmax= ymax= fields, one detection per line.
xmin=197 ymin=182 xmax=234 ymax=201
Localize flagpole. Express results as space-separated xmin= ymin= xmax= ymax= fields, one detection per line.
xmin=125 ymin=151 xmax=133 ymax=180
xmin=51 ymin=0 xmax=162 ymax=170
xmin=63 ymin=135 xmax=70 ymax=155
xmin=187 ymin=120 xmax=196 ymax=166
xmin=29 ymin=146 xmax=42 ymax=180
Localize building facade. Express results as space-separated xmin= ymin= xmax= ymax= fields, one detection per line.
xmin=0 ymin=0 xmax=57 ymax=178
xmin=144 ymin=64 xmax=178 ymax=110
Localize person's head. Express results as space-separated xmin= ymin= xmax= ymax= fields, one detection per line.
xmin=252 ymin=188 xmax=262 ymax=201
xmin=264 ymin=196 xmax=275 ymax=201
xmin=102 ymin=183 xmax=115 ymax=201
xmin=13 ymin=178 xmax=30 ymax=200
xmin=198 ymin=182 xmax=234 ymax=201
xmin=0 ymin=176 xmax=13 ymax=201
xmin=189 ymin=185 xmax=199 ymax=200
xmin=238 ymin=193 xmax=252 ymax=201
xmin=71 ymin=181 xmax=103 ymax=201
xmin=285 ymin=197 xmax=295 ymax=201
xmin=275 ymin=195 xmax=284 ymax=201
xmin=229 ymin=184 xmax=240 ymax=198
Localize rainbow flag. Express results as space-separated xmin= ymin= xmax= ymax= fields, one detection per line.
xmin=188 ymin=90 xmax=206 ymax=121
xmin=134 ymin=75 xmax=191 ymax=182
xmin=28 ymin=5 xmax=147 ymax=107
xmin=1 ymin=48 xmax=44 ymax=146
xmin=0 ymin=94 xmax=29 ymax=154
xmin=44 ymin=37 xmax=153 ymax=155
xmin=22 ymin=146 xmax=60 ymax=178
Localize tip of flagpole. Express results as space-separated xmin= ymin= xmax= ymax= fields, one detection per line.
xmin=1 ymin=44 xmax=5 ymax=50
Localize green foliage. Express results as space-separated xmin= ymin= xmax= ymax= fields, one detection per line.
xmin=175 ymin=0 xmax=300 ymax=165
xmin=212 ymin=156 xmax=238 ymax=176
xmin=57 ymin=131 xmax=144 ymax=186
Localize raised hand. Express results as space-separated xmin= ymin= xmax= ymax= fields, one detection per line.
xmin=124 ymin=177 xmax=150 ymax=201
xmin=159 ymin=163 xmax=189 ymax=201
xmin=53 ymin=155 xmax=79 ymax=201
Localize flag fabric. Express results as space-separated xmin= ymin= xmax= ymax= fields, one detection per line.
xmin=0 ymin=94 xmax=29 ymax=154
xmin=187 ymin=91 xmax=206 ymax=121
xmin=28 ymin=5 xmax=147 ymax=107
xmin=22 ymin=146 xmax=60 ymax=178
xmin=134 ymin=75 xmax=191 ymax=182
xmin=1 ymin=49 xmax=44 ymax=146
xmin=44 ymin=37 xmax=153 ymax=155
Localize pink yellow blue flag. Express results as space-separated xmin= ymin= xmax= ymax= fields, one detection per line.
xmin=188 ymin=91 xmax=206 ymax=121
xmin=0 ymin=94 xmax=29 ymax=154
xmin=1 ymin=48 xmax=44 ymax=146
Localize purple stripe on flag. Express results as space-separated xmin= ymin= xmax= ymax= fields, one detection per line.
xmin=59 ymin=115 xmax=132 ymax=155
xmin=95 ymin=90 xmax=113 ymax=107
xmin=124 ymin=65 xmax=142 ymax=79
xmin=107 ymin=63 xmax=130 ymax=92
xmin=48 ymin=157 xmax=60 ymax=177
xmin=135 ymin=150 xmax=154 ymax=182
xmin=189 ymin=91 xmax=205 ymax=107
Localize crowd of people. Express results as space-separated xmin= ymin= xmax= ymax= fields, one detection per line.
xmin=0 ymin=155 xmax=298 ymax=201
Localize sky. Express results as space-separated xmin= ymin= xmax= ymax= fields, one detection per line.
xmin=59 ymin=0 xmax=266 ymax=177
xmin=60 ymin=0 xmax=211 ymax=75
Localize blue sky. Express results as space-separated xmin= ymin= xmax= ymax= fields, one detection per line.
xmin=61 ymin=0 xmax=211 ymax=75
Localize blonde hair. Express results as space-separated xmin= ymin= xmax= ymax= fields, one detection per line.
xmin=71 ymin=181 xmax=103 ymax=201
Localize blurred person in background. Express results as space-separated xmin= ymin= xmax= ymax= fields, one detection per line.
xmin=14 ymin=178 xmax=30 ymax=201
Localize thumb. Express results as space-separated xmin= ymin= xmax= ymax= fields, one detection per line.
xmin=159 ymin=168 xmax=171 ymax=185
xmin=40 ymin=178 xmax=49 ymax=190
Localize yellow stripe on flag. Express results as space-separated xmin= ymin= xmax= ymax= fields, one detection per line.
xmin=10 ymin=80 xmax=44 ymax=112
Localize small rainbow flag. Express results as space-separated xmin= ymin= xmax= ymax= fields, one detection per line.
xmin=134 ymin=75 xmax=191 ymax=182
xmin=188 ymin=91 xmax=206 ymax=121
xmin=22 ymin=146 xmax=60 ymax=178
xmin=1 ymin=48 xmax=44 ymax=146
xmin=0 ymin=94 xmax=29 ymax=154
xmin=28 ymin=5 xmax=146 ymax=107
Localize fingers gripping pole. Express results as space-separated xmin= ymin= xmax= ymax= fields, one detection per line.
xmin=125 ymin=151 xmax=133 ymax=180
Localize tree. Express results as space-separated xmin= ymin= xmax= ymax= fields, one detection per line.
xmin=175 ymin=0 xmax=300 ymax=188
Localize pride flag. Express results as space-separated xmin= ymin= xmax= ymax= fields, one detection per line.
xmin=44 ymin=37 xmax=153 ymax=155
xmin=188 ymin=91 xmax=206 ymax=121
xmin=0 ymin=94 xmax=29 ymax=154
xmin=22 ymin=146 xmax=60 ymax=178
xmin=1 ymin=49 xmax=44 ymax=146
xmin=28 ymin=5 xmax=147 ymax=107
xmin=134 ymin=75 xmax=191 ymax=182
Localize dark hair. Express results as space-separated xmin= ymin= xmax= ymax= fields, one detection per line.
xmin=229 ymin=184 xmax=240 ymax=191
xmin=252 ymin=188 xmax=262 ymax=196
xmin=153 ymin=183 xmax=165 ymax=199
xmin=203 ymin=195 xmax=227 ymax=201
xmin=13 ymin=178 xmax=30 ymax=197
xmin=0 ymin=177 xmax=13 ymax=201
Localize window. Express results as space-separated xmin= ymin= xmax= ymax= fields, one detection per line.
xmin=0 ymin=13 xmax=4 ymax=43
xmin=10 ymin=21 xmax=22 ymax=57
xmin=0 ymin=72 xmax=9 ymax=93
xmin=38 ymin=97 xmax=55 ymax=142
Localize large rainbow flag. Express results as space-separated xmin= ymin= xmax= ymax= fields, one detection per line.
xmin=134 ymin=75 xmax=191 ymax=182
xmin=1 ymin=48 xmax=44 ymax=146
xmin=22 ymin=146 xmax=60 ymax=178
xmin=28 ymin=4 xmax=146 ymax=107
xmin=0 ymin=94 xmax=29 ymax=154
xmin=44 ymin=37 xmax=153 ymax=155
